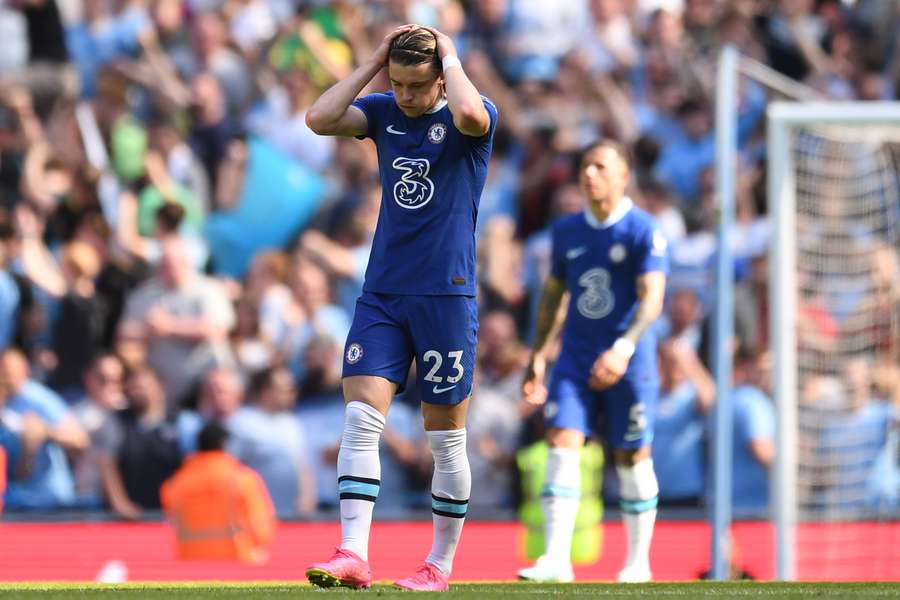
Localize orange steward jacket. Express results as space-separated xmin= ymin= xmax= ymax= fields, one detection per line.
xmin=161 ymin=451 xmax=276 ymax=563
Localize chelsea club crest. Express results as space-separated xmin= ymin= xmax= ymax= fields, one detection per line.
xmin=428 ymin=122 xmax=447 ymax=144
xmin=346 ymin=343 xmax=364 ymax=364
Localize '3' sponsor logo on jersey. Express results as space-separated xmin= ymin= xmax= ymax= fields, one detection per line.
xmin=392 ymin=157 xmax=434 ymax=210
xmin=576 ymin=267 xmax=615 ymax=319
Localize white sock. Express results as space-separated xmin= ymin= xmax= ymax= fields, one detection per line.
xmin=617 ymin=458 xmax=659 ymax=571
xmin=425 ymin=429 xmax=470 ymax=576
xmin=338 ymin=401 xmax=385 ymax=561
xmin=540 ymin=447 xmax=581 ymax=565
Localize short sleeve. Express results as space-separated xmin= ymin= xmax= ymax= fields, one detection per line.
xmin=464 ymin=96 xmax=499 ymax=158
xmin=635 ymin=222 xmax=669 ymax=276
xmin=549 ymin=221 xmax=567 ymax=281
xmin=97 ymin=414 xmax=125 ymax=456
xmin=121 ymin=284 xmax=153 ymax=325
xmin=0 ymin=423 xmax=21 ymax=471
xmin=22 ymin=383 xmax=68 ymax=426
xmin=480 ymin=97 xmax=499 ymax=138
xmin=745 ymin=390 xmax=775 ymax=442
xmin=350 ymin=93 xmax=388 ymax=140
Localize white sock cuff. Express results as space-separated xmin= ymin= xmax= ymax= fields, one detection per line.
xmin=345 ymin=401 xmax=386 ymax=428
xmin=617 ymin=459 xmax=659 ymax=501
xmin=427 ymin=428 xmax=467 ymax=449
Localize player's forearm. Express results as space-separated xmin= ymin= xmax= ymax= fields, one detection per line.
xmin=443 ymin=66 xmax=490 ymax=136
xmin=306 ymin=60 xmax=382 ymax=132
xmin=531 ymin=277 xmax=566 ymax=357
xmin=621 ymin=272 xmax=666 ymax=346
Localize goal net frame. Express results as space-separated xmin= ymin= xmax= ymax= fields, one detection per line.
xmin=767 ymin=101 xmax=900 ymax=580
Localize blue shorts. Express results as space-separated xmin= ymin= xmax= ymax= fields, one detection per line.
xmin=342 ymin=292 xmax=478 ymax=405
xmin=544 ymin=369 xmax=659 ymax=449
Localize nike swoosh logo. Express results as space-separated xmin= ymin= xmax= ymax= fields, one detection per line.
xmin=386 ymin=125 xmax=407 ymax=135
xmin=432 ymin=384 xmax=457 ymax=394
xmin=566 ymin=247 xmax=587 ymax=260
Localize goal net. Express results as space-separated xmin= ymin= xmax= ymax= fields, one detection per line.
xmin=769 ymin=104 xmax=900 ymax=580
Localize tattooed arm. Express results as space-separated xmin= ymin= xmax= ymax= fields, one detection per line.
xmin=589 ymin=271 xmax=666 ymax=390
xmin=523 ymin=276 xmax=568 ymax=405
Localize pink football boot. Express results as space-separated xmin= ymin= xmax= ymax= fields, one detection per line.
xmin=305 ymin=548 xmax=373 ymax=589
xmin=394 ymin=562 xmax=449 ymax=592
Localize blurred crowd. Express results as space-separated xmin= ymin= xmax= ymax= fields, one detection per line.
xmin=0 ymin=0 xmax=898 ymax=521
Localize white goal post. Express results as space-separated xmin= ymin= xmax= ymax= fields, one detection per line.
xmin=768 ymin=101 xmax=900 ymax=581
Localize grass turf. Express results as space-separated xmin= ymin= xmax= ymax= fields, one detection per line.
xmin=1 ymin=582 xmax=899 ymax=599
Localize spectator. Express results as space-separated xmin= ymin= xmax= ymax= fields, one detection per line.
xmin=176 ymin=366 xmax=244 ymax=456
xmin=245 ymin=68 xmax=335 ymax=172
xmin=653 ymin=97 xmax=714 ymax=203
xmin=0 ymin=348 xmax=87 ymax=510
xmin=161 ymin=421 xmax=276 ymax=563
xmin=65 ymin=0 xmax=150 ymax=98
xmin=652 ymin=339 xmax=714 ymax=504
xmin=134 ymin=153 xmax=204 ymax=245
xmin=118 ymin=237 xmax=236 ymax=409
xmin=808 ymin=359 xmax=893 ymax=512
xmin=726 ymin=346 xmax=776 ymax=516
xmin=100 ymin=365 xmax=181 ymax=519
xmin=70 ymin=354 xmax=125 ymax=508
xmin=656 ymin=288 xmax=703 ymax=352
xmin=243 ymin=250 xmax=292 ymax=352
xmin=47 ymin=241 xmax=106 ymax=399
xmin=174 ymin=13 xmax=252 ymax=111
xmin=634 ymin=179 xmax=685 ymax=244
xmin=230 ymin=298 xmax=275 ymax=378
xmin=229 ymin=367 xmax=316 ymax=517
xmin=298 ymin=182 xmax=379 ymax=317
xmin=282 ymin=255 xmax=350 ymax=382
xmin=0 ymin=218 xmax=21 ymax=349
xmin=187 ymin=73 xmax=243 ymax=194
xmin=145 ymin=114 xmax=210 ymax=216
xmin=467 ymin=311 xmax=527 ymax=509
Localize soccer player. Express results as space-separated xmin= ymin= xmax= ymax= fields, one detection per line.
xmin=517 ymin=140 xmax=667 ymax=583
xmin=302 ymin=25 xmax=497 ymax=591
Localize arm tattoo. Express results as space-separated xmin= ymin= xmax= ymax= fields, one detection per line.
xmin=532 ymin=276 xmax=566 ymax=356
xmin=622 ymin=273 xmax=666 ymax=345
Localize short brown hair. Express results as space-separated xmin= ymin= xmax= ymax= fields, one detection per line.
xmin=578 ymin=139 xmax=633 ymax=171
xmin=389 ymin=28 xmax=441 ymax=74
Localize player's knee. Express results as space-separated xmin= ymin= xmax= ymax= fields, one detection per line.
xmin=342 ymin=401 xmax=386 ymax=450
xmin=343 ymin=376 xmax=394 ymax=415
xmin=613 ymin=446 xmax=651 ymax=467
xmin=546 ymin=427 xmax=585 ymax=450
xmin=422 ymin=398 xmax=469 ymax=431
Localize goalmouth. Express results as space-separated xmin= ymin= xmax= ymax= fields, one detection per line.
xmin=767 ymin=101 xmax=900 ymax=581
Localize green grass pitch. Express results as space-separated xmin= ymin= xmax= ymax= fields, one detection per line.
xmin=1 ymin=582 xmax=899 ymax=599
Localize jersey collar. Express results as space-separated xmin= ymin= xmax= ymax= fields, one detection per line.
xmin=583 ymin=196 xmax=633 ymax=229
xmin=426 ymin=96 xmax=448 ymax=114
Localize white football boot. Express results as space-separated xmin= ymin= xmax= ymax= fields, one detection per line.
xmin=517 ymin=555 xmax=575 ymax=583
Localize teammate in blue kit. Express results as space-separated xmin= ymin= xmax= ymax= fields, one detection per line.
xmin=303 ymin=25 xmax=497 ymax=592
xmin=518 ymin=140 xmax=668 ymax=583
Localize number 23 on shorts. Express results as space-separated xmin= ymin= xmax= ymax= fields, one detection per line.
xmin=421 ymin=349 xmax=465 ymax=397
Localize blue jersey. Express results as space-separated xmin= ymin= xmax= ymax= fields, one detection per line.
xmin=551 ymin=199 xmax=668 ymax=380
xmin=351 ymin=92 xmax=498 ymax=296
